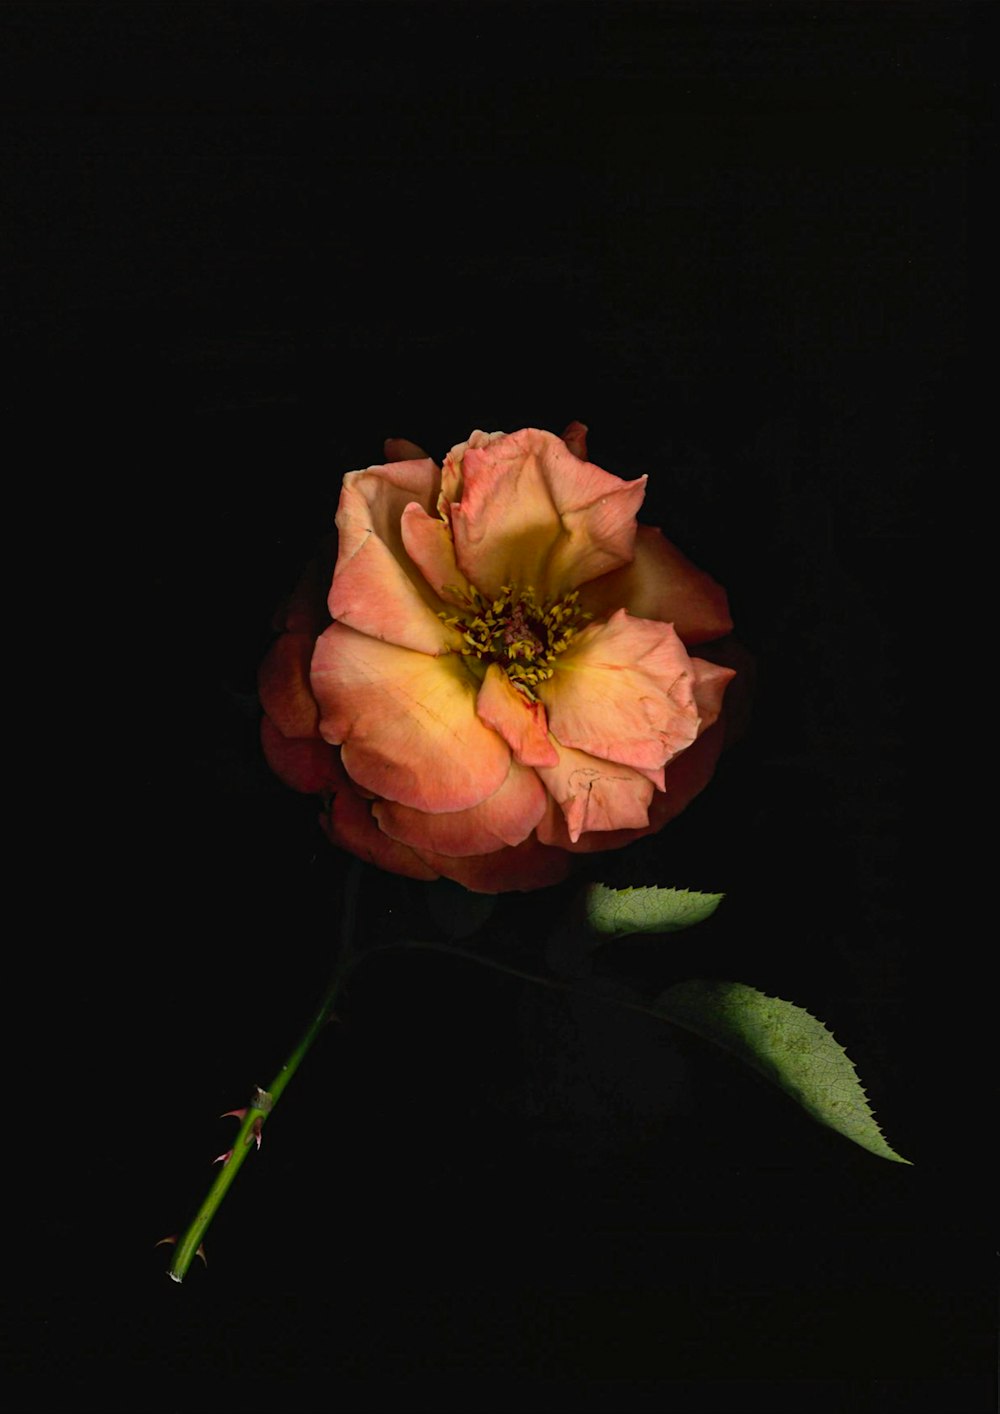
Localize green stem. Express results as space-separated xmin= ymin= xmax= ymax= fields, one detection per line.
xmin=166 ymin=859 xmax=362 ymax=1283
xmin=167 ymin=906 xmax=678 ymax=1282
xmin=371 ymin=938 xmax=573 ymax=993
xmin=369 ymin=938 xmax=686 ymax=1027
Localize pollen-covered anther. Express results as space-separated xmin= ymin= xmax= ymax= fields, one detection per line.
xmin=440 ymin=582 xmax=591 ymax=698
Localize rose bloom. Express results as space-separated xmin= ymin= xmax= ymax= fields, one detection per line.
xmin=259 ymin=423 xmax=737 ymax=892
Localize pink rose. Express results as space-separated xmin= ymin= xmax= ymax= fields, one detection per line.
xmin=259 ymin=423 xmax=737 ymax=892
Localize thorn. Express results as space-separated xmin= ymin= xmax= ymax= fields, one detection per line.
xmin=221 ymin=1098 xmax=266 ymax=1150
xmin=156 ymin=1235 xmax=207 ymax=1267
xmin=212 ymin=1149 xmax=233 ymax=1166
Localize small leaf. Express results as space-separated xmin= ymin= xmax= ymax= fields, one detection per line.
xmin=584 ymin=883 xmax=724 ymax=940
xmin=655 ymin=980 xmax=910 ymax=1164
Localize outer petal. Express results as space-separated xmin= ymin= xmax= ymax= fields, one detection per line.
xmin=320 ymin=754 xmax=439 ymax=881
xmin=260 ymin=714 xmax=341 ymax=794
xmin=279 ymin=536 xmax=337 ymax=636
xmin=384 ymin=437 xmax=430 ymax=462
xmin=475 ymin=663 xmax=559 ymax=768
xmin=560 ymin=420 xmax=588 ymax=459
xmin=414 ymin=834 xmax=573 ymax=893
xmin=535 ymin=738 xmax=654 ymax=844
xmin=539 ymin=610 xmax=705 ymax=774
xmin=311 ymin=622 xmax=511 ymax=813
xmin=645 ymin=719 xmax=728 ymax=829
xmin=450 ymin=428 xmax=647 ymax=599
xmin=691 ymin=657 xmax=736 ymax=733
xmin=373 ymin=759 xmax=546 ymax=857
xmin=258 ymin=631 xmax=320 ymax=739
xmin=537 ymin=720 xmax=727 ymax=852
xmin=579 ymin=525 xmax=732 ymax=646
xmin=694 ymin=636 xmax=756 ymax=746
xmin=330 ymin=460 xmax=460 ymax=655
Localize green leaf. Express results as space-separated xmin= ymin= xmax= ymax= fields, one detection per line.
xmin=655 ymin=980 xmax=910 ymax=1163
xmin=584 ymin=883 xmax=724 ymax=939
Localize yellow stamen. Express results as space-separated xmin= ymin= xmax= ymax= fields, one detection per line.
xmin=441 ymin=581 xmax=590 ymax=697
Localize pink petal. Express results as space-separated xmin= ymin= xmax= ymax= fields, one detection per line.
xmin=414 ymin=834 xmax=573 ymax=893
xmin=580 ymin=525 xmax=732 ymax=646
xmin=645 ymin=719 xmax=728 ymax=828
xmin=384 ymin=437 xmax=431 ymax=462
xmin=373 ymin=760 xmax=546 ymax=857
xmin=279 ymin=536 xmax=337 ymax=636
xmin=258 ymin=631 xmax=320 ymax=739
xmin=330 ymin=460 xmax=460 ymax=656
xmin=400 ymin=500 xmax=474 ymax=608
xmin=694 ymin=637 xmax=756 ymax=746
xmin=320 ymin=755 xmax=439 ymax=881
xmin=321 ymin=751 xmax=567 ymax=891
xmin=311 ymin=622 xmax=511 ymax=813
xmin=449 ymin=428 xmax=646 ymax=599
xmin=691 ymin=657 xmax=737 ymax=732
xmin=540 ymin=610 xmax=704 ymax=774
xmin=536 ymin=721 xmax=727 ymax=852
xmin=260 ymin=715 xmax=341 ymax=793
xmin=560 ymin=420 xmax=589 ymax=459
xmin=535 ymin=738 xmax=654 ymax=844
xmin=535 ymin=792 xmax=624 ymax=853
xmin=439 ymin=428 xmax=506 ymax=509
xmin=475 ymin=664 xmax=559 ymax=768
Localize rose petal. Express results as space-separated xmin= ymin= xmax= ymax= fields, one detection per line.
xmin=278 ymin=537 xmax=337 ymax=636
xmin=373 ymin=759 xmax=546 ymax=857
xmin=330 ymin=460 xmax=460 ymax=655
xmin=539 ymin=610 xmax=703 ymax=774
xmin=475 ymin=663 xmax=559 ymax=768
xmin=400 ymin=500 xmax=474 ymax=608
xmin=560 ymin=420 xmax=589 ymax=459
xmin=439 ymin=428 xmax=506 ymax=509
xmin=311 ymin=622 xmax=511 ymax=813
xmin=258 ymin=631 xmax=320 ymax=739
xmin=579 ymin=525 xmax=732 ymax=646
xmin=693 ymin=636 xmax=756 ymax=745
xmin=535 ymin=738 xmax=654 ymax=844
xmin=320 ymin=754 xmax=439 ymax=881
xmin=450 ymin=428 xmax=646 ymax=599
xmin=260 ymin=715 xmax=341 ymax=793
xmin=414 ymin=834 xmax=573 ymax=893
xmin=691 ymin=657 xmax=736 ymax=732
xmin=537 ymin=720 xmax=727 ymax=852
xmin=645 ymin=719 xmax=728 ymax=828
xmin=384 ymin=437 xmax=431 ymax=462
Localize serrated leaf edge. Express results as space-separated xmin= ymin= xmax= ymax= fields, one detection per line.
xmin=657 ymin=980 xmax=912 ymax=1165
xmin=585 ymin=883 xmax=725 ymax=939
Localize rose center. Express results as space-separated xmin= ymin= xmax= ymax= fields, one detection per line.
xmin=439 ymin=584 xmax=591 ymax=699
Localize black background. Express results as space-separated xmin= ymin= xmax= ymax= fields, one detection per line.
xmin=8 ymin=3 xmax=993 ymax=1411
